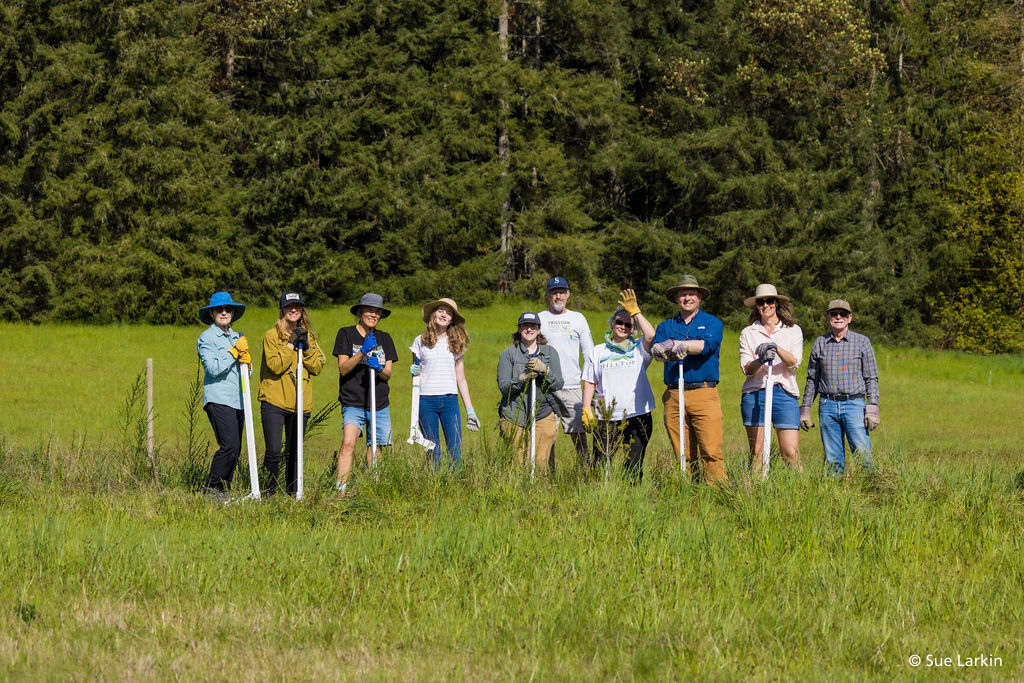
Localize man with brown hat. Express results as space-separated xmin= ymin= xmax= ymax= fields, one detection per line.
xmin=800 ymin=299 xmax=880 ymax=476
xmin=651 ymin=275 xmax=728 ymax=483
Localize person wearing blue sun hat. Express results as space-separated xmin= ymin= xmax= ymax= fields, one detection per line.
xmin=196 ymin=291 xmax=250 ymax=498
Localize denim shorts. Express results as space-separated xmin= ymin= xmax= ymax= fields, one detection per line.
xmin=740 ymin=388 xmax=799 ymax=429
xmin=342 ymin=405 xmax=392 ymax=446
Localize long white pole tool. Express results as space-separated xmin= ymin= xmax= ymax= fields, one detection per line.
xmin=370 ymin=366 xmax=378 ymax=474
xmin=678 ymin=363 xmax=686 ymax=476
xmin=761 ymin=361 xmax=774 ymax=481
xmin=529 ymin=377 xmax=537 ymax=483
xmin=407 ymin=361 xmax=436 ymax=451
xmin=296 ymin=343 xmax=304 ymax=500
xmin=240 ymin=361 xmax=261 ymax=501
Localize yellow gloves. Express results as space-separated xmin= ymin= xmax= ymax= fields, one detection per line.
xmin=582 ymin=406 xmax=597 ymax=432
xmin=618 ymin=289 xmax=640 ymax=317
xmin=229 ymin=336 xmax=252 ymax=366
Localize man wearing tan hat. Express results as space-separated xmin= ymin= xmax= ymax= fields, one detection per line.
xmin=651 ymin=274 xmax=727 ymax=483
xmin=800 ymin=299 xmax=880 ymax=476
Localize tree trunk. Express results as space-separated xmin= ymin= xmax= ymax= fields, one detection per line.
xmin=498 ymin=0 xmax=514 ymax=292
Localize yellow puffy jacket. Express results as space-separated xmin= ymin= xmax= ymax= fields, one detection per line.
xmin=258 ymin=327 xmax=326 ymax=413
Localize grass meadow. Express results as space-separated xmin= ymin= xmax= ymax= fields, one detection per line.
xmin=1 ymin=300 xmax=1024 ymax=680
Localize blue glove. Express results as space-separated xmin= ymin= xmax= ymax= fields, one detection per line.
xmin=410 ymin=361 xmax=421 ymax=376
xmin=366 ymin=355 xmax=383 ymax=372
xmin=360 ymin=333 xmax=377 ymax=355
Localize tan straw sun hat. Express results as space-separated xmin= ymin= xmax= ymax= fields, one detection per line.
xmin=421 ymin=297 xmax=465 ymax=325
xmin=743 ymin=283 xmax=791 ymax=308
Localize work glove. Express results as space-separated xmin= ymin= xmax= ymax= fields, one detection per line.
xmin=366 ymin=355 xmax=383 ymax=372
xmin=800 ymin=406 xmax=814 ymax=431
xmin=651 ymin=341 xmax=675 ymax=361
xmin=359 ymin=333 xmax=377 ymax=355
xmin=288 ymin=327 xmax=308 ymax=349
xmin=228 ymin=336 xmax=249 ymax=360
xmin=235 ymin=349 xmax=252 ymax=367
xmin=618 ymin=289 xmax=640 ymax=317
xmin=672 ymin=340 xmax=690 ymax=359
xmin=864 ymin=404 xmax=880 ymax=432
xmin=525 ymin=357 xmax=548 ymax=375
xmin=410 ymin=362 xmax=421 ymax=376
xmin=466 ymin=410 xmax=480 ymax=432
xmin=582 ymin=406 xmax=597 ymax=432
xmin=518 ymin=371 xmax=537 ymax=382
xmin=755 ymin=342 xmax=778 ymax=364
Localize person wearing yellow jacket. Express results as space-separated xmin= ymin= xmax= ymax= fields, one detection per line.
xmin=258 ymin=292 xmax=326 ymax=496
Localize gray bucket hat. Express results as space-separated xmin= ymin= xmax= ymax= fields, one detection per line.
xmin=350 ymin=292 xmax=391 ymax=318
xmin=665 ymin=274 xmax=711 ymax=302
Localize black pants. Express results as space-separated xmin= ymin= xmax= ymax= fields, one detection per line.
xmin=261 ymin=401 xmax=310 ymax=495
xmin=205 ymin=402 xmax=244 ymax=491
xmin=591 ymin=412 xmax=653 ymax=482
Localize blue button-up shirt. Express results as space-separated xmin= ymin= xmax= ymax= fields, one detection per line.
xmin=197 ymin=324 xmax=244 ymax=410
xmin=652 ymin=309 xmax=723 ymax=387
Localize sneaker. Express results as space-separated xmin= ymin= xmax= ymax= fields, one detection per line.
xmin=201 ymin=486 xmax=229 ymax=504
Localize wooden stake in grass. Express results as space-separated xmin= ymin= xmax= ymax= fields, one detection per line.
xmin=146 ymin=358 xmax=154 ymax=471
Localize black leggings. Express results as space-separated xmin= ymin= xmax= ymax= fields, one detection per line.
xmin=260 ymin=401 xmax=310 ymax=495
xmin=205 ymin=403 xmax=244 ymax=491
xmin=591 ymin=412 xmax=653 ymax=482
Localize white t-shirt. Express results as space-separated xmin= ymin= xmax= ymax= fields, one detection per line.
xmin=582 ymin=341 xmax=655 ymax=420
xmin=410 ymin=335 xmax=461 ymax=396
xmin=537 ymin=309 xmax=594 ymax=386
xmin=738 ymin=321 xmax=803 ymax=397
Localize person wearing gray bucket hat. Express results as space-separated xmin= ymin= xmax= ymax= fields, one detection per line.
xmin=800 ymin=299 xmax=880 ymax=476
xmin=409 ymin=297 xmax=478 ymax=468
xmin=257 ymin=292 xmax=327 ymax=496
xmin=195 ymin=291 xmax=250 ymax=495
xmin=651 ymin=274 xmax=727 ymax=484
xmin=537 ymin=276 xmax=594 ymax=468
xmin=739 ymin=284 xmax=803 ymax=474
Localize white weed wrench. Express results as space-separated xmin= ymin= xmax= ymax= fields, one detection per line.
xmin=677 ymin=362 xmax=686 ymax=476
xmin=369 ymin=365 xmax=378 ymax=475
xmin=407 ymin=360 xmax=436 ymax=451
xmin=761 ymin=360 xmax=774 ymax=481
xmin=529 ymin=376 xmax=537 ymax=483
xmin=296 ymin=342 xmax=305 ymax=500
xmin=239 ymin=357 xmax=261 ymax=501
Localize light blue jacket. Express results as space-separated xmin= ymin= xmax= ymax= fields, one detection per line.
xmin=197 ymin=324 xmax=244 ymax=410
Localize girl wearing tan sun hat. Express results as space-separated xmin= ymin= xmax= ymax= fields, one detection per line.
xmin=738 ymin=283 xmax=804 ymax=473
xmin=409 ymin=298 xmax=478 ymax=467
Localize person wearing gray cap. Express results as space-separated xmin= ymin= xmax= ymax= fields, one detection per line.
xmin=496 ymin=311 xmax=565 ymax=472
xmin=537 ymin=276 xmax=594 ymax=468
xmin=332 ymin=293 xmax=399 ymax=496
xmin=800 ymin=299 xmax=880 ymax=476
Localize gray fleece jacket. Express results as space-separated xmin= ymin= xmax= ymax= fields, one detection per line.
xmin=496 ymin=343 xmax=564 ymax=427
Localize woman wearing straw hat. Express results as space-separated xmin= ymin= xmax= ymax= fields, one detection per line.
xmin=409 ymin=298 xmax=479 ymax=468
xmin=257 ymin=291 xmax=326 ymax=496
xmin=738 ymin=283 xmax=803 ymax=473
xmin=196 ymin=291 xmax=250 ymax=497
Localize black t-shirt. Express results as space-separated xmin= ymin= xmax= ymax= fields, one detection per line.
xmin=332 ymin=326 xmax=399 ymax=409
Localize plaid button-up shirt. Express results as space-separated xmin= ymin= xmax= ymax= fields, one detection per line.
xmin=801 ymin=330 xmax=879 ymax=406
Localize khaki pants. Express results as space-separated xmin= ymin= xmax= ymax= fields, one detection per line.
xmin=500 ymin=414 xmax=559 ymax=473
xmin=661 ymin=386 xmax=727 ymax=484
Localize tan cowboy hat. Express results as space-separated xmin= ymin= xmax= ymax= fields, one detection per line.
xmin=743 ymin=283 xmax=791 ymax=308
xmin=665 ymin=274 xmax=711 ymax=302
xmin=421 ymin=297 xmax=465 ymax=325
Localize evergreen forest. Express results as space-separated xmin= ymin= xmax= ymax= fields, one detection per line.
xmin=2 ymin=0 xmax=1022 ymax=351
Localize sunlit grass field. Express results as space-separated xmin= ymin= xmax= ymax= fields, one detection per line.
xmin=1 ymin=301 xmax=1023 ymax=679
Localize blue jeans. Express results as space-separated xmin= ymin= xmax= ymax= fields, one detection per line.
xmin=818 ymin=397 xmax=872 ymax=475
xmin=419 ymin=394 xmax=462 ymax=467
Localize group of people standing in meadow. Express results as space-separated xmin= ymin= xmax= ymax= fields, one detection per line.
xmin=195 ymin=275 xmax=880 ymax=499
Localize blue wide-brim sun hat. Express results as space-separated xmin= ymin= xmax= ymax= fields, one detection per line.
xmin=199 ymin=291 xmax=246 ymax=325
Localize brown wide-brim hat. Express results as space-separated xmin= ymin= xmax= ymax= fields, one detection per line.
xmin=421 ymin=297 xmax=465 ymax=325
xmin=665 ymin=274 xmax=711 ymax=302
xmin=743 ymin=283 xmax=791 ymax=308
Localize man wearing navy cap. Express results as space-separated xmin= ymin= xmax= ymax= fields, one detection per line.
xmin=537 ymin=276 xmax=594 ymax=467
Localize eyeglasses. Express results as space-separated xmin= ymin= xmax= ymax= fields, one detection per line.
xmin=212 ymin=306 xmax=234 ymax=314
xmin=828 ymin=310 xmax=850 ymax=318
xmin=755 ymin=298 xmax=777 ymax=307
xmin=613 ymin=319 xmax=633 ymax=329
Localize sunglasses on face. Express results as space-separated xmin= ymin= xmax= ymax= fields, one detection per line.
xmin=613 ymin=319 xmax=633 ymax=329
xmin=212 ymin=306 xmax=234 ymax=314
xmin=755 ymin=298 xmax=777 ymax=307
xmin=828 ymin=310 xmax=850 ymax=318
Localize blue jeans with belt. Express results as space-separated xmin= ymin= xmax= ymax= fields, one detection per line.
xmin=818 ymin=396 xmax=872 ymax=475
xmin=419 ymin=394 xmax=463 ymax=467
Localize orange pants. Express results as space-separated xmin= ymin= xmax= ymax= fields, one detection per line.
xmin=500 ymin=414 xmax=559 ymax=473
xmin=661 ymin=386 xmax=727 ymax=484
